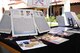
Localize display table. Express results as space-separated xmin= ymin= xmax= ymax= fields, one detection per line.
xmin=0 ymin=33 xmax=78 ymax=53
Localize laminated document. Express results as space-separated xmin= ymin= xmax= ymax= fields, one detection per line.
xmin=11 ymin=9 xmax=37 ymax=37
xmin=50 ymin=37 xmax=69 ymax=44
xmin=49 ymin=27 xmax=64 ymax=35
xmin=65 ymin=29 xmax=80 ymax=33
xmin=16 ymin=39 xmax=47 ymax=50
xmin=48 ymin=27 xmax=71 ymax=35
xmin=41 ymin=34 xmax=69 ymax=44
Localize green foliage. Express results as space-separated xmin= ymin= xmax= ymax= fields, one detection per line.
xmin=45 ymin=16 xmax=56 ymax=22
xmin=77 ymin=13 xmax=80 ymax=19
xmin=45 ymin=16 xmax=58 ymax=27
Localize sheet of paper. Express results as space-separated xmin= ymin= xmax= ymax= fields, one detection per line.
xmin=16 ymin=40 xmax=47 ymax=50
xmin=66 ymin=29 xmax=80 ymax=33
xmin=50 ymin=37 xmax=69 ymax=44
xmin=49 ymin=27 xmax=70 ymax=35
xmin=49 ymin=27 xmax=64 ymax=35
xmin=41 ymin=35 xmax=69 ymax=44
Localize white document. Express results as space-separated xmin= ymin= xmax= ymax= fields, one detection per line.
xmin=33 ymin=11 xmax=50 ymax=33
xmin=48 ymin=27 xmax=65 ymax=35
xmin=48 ymin=27 xmax=71 ymax=35
xmin=66 ymin=29 xmax=80 ymax=33
xmin=50 ymin=37 xmax=69 ymax=44
xmin=41 ymin=35 xmax=69 ymax=45
xmin=16 ymin=40 xmax=47 ymax=50
xmin=11 ymin=9 xmax=37 ymax=37
xmin=49 ymin=27 xmax=64 ymax=35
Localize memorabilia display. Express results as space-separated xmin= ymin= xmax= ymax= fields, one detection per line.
xmin=10 ymin=9 xmax=37 ymax=37
xmin=33 ymin=11 xmax=50 ymax=33
xmin=16 ymin=39 xmax=47 ymax=50
xmin=37 ymin=34 xmax=69 ymax=44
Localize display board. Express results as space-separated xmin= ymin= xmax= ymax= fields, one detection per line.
xmin=71 ymin=12 xmax=80 ymax=27
xmin=0 ymin=10 xmax=11 ymax=34
xmin=10 ymin=9 xmax=37 ymax=37
xmin=0 ymin=9 xmax=50 ymax=37
xmin=65 ymin=12 xmax=77 ymax=26
xmin=56 ymin=16 xmax=65 ymax=26
xmin=33 ymin=11 xmax=50 ymax=33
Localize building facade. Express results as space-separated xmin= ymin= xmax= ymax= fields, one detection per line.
xmin=8 ymin=0 xmax=51 ymax=16
xmin=1 ymin=0 xmax=80 ymax=16
xmin=49 ymin=0 xmax=80 ymax=16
